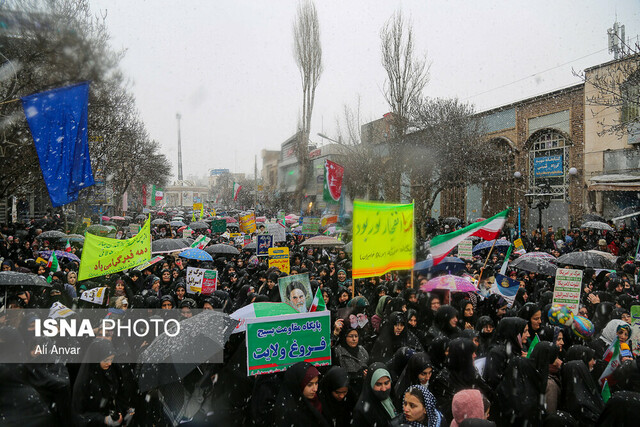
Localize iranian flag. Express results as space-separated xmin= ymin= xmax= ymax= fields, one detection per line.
xmin=309 ymin=287 xmax=326 ymax=312
xmin=46 ymin=251 xmax=60 ymax=283
xmin=64 ymin=239 xmax=72 ymax=252
xmin=233 ymin=182 xmax=242 ymax=201
xmin=599 ymin=338 xmax=622 ymax=387
xmin=429 ymin=209 xmax=509 ymax=266
xmin=151 ymin=185 xmax=163 ymax=207
xmin=323 ymin=159 xmax=344 ymax=203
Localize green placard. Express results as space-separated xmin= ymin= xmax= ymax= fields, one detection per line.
xmin=302 ymin=217 xmax=320 ymax=235
xmin=211 ymin=219 xmax=227 ymax=233
xmin=246 ymin=311 xmax=331 ymax=376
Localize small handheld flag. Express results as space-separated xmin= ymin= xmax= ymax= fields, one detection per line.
xmin=309 ymin=287 xmax=326 ymax=312
xmin=64 ymin=239 xmax=72 ymax=253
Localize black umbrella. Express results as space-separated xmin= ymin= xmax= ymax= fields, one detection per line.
xmin=510 ymin=257 xmax=557 ymax=276
xmin=152 ymin=238 xmax=190 ymax=254
xmin=188 ymin=221 xmax=208 ymax=230
xmin=86 ymin=224 xmax=111 ymax=235
xmin=137 ymin=310 xmax=238 ymax=392
xmin=557 ymin=251 xmax=616 ymax=269
xmin=36 ymin=230 xmax=67 ymax=240
xmin=0 ymin=271 xmax=51 ymax=287
xmin=205 ymin=244 xmax=240 ymax=256
xmin=136 ymin=214 xmax=147 ymax=220
xmin=170 ymin=221 xmax=186 ymax=228
xmin=243 ymin=241 xmax=257 ymax=251
xmin=442 ymin=217 xmax=462 ymax=225
xmin=151 ymin=218 xmax=169 ymax=226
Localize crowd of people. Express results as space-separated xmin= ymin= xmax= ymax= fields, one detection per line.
xmin=1 ymin=212 xmax=640 ymax=426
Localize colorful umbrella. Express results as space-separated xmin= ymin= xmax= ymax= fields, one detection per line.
xmin=179 ymin=248 xmax=213 ymax=262
xmin=472 ymin=239 xmax=511 ymax=253
xmin=111 ymin=216 xmax=126 ymax=221
xmin=37 ymin=250 xmax=81 ymax=263
xmin=414 ymin=256 xmax=466 ymax=274
xmin=420 ymin=275 xmax=477 ymax=293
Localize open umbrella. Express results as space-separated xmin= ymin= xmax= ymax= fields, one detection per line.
xmin=86 ymin=224 xmax=111 ymax=235
xmin=0 ymin=271 xmax=51 ymax=287
xmin=37 ymin=250 xmax=81 ymax=263
xmin=205 ymin=244 xmax=240 ymax=256
xmin=243 ymin=241 xmax=257 ymax=251
xmin=179 ymin=248 xmax=214 ymax=262
xmin=580 ymin=221 xmax=614 ymax=231
xmin=172 ymin=216 xmax=184 ymax=221
xmin=152 ymin=238 xmax=191 ymax=254
xmin=66 ymin=234 xmax=85 ymax=243
xmin=151 ymin=218 xmax=169 ymax=226
xmin=137 ymin=310 xmax=238 ymax=392
xmin=170 ymin=221 xmax=186 ymax=228
xmin=223 ymin=216 xmax=237 ymax=224
xmin=519 ymin=251 xmax=557 ymax=261
xmin=344 ymin=241 xmax=352 ymax=254
xmin=420 ymin=275 xmax=476 ymax=293
xmin=414 ymin=256 xmax=466 ymax=274
xmin=135 ymin=214 xmax=147 ymax=220
xmin=586 ymin=249 xmax=617 ymax=262
xmin=300 ymin=236 xmax=345 ymax=247
xmin=557 ymin=251 xmax=616 ymax=269
xmin=101 ymin=216 xmax=110 ymax=221
xmin=189 ymin=221 xmax=208 ymax=230
xmin=256 ymin=216 xmax=267 ymax=223
xmin=510 ymin=257 xmax=557 ymax=276
xmin=472 ymin=239 xmax=511 ymax=253
xmin=36 ymin=230 xmax=67 ymax=240
xmin=111 ymin=216 xmax=125 ymax=221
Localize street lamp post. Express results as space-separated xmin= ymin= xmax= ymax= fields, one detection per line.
xmin=525 ymin=182 xmax=552 ymax=231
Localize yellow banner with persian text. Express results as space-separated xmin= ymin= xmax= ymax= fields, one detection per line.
xmin=78 ymin=217 xmax=152 ymax=281
xmin=352 ymin=200 xmax=414 ymax=279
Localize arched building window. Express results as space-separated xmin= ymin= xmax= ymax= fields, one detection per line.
xmin=527 ymin=129 xmax=571 ymax=201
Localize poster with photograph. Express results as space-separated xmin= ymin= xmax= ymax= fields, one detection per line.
xmin=278 ymin=273 xmax=312 ymax=313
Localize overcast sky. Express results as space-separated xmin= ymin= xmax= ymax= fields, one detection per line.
xmin=90 ymin=0 xmax=640 ymax=179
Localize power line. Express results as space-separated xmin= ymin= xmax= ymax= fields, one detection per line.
xmin=463 ymin=47 xmax=609 ymax=102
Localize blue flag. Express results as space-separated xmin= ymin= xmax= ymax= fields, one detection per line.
xmin=21 ymin=82 xmax=94 ymax=207
xmin=492 ymin=273 xmax=520 ymax=306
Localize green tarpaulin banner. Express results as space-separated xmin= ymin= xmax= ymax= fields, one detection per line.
xmin=246 ymin=310 xmax=331 ymax=376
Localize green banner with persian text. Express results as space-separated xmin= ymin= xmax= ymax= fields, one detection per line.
xmin=246 ymin=310 xmax=331 ymax=376
xmin=78 ymin=217 xmax=152 ymax=280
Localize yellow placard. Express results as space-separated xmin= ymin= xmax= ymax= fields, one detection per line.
xmin=193 ymin=203 xmax=203 ymax=211
xmin=268 ymin=247 xmax=290 ymax=274
xmin=78 ymin=217 xmax=152 ymax=281
xmin=352 ymin=200 xmax=414 ymax=279
xmin=229 ymin=233 xmax=241 ymax=238
xmin=82 ymin=217 xmax=91 ymax=226
xmin=239 ymin=212 xmax=257 ymax=234
xmin=514 ymin=238 xmax=524 ymax=251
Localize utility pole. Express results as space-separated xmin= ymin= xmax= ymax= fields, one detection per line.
xmin=176 ymin=113 xmax=183 ymax=207
xmin=254 ymin=155 xmax=258 ymax=209
xmin=176 ymin=113 xmax=183 ymax=182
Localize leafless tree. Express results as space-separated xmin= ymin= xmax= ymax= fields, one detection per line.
xmin=407 ymin=96 xmax=501 ymax=236
xmin=292 ymin=0 xmax=322 ymax=212
xmin=0 ymin=0 xmax=171 ymax=217
xmin=574 ymin=35 xmax=640 ymax=137
xmin=334 ymin=97 xmax=385 ymax=200
xmin=380 ymin=10 xmax=430 ymax=201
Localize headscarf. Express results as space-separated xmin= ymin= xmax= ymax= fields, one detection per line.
xmin=596 ymin=390 xmax=640 ymax=426
xmin=395 ymin=352 xmax=433 ymax=402
xmin=600 ymin=319 xmax=628 ymax=346
xmin=565 ymin=345 xmax=596 ymax=368
xmin=371 ymin=367 xmax=396 ymax=418
xmin=376 ymin=295 xmax=391 ymax=318
xmin=401 ymin=384 xmax=442 ymax=427
xmin=451 ymin=389 xmax=485 ymax=427
xmin=561 ymin=360 xmax=604 ymax=424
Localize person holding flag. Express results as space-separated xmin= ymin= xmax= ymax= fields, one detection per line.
xmin=46 ymin=250 xmax=60 ymax=284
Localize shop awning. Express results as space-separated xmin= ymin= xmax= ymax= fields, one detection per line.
xmin=589 ymin=174 xmax=640 ymax=191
